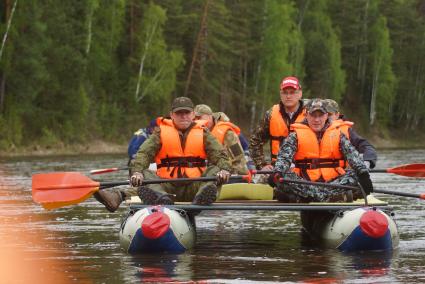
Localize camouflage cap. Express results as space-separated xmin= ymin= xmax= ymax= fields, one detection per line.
xmin=213 ymin=111 xmax=230 ymax=122
xmin=194 ymin=104 xmax=213 ymax=116
xmin=307 ymin=99 xmax=327 ymax=114
xmin=323 ymin=99 xmax=339 ymax=113
xmin=171 ymin=97 xmax=194 ymax=112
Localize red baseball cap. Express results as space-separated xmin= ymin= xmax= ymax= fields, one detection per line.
xmin=280 ymin=76 xmax=301 ymax=90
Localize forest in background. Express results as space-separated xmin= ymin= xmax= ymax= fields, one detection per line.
xmin=0 ymin=0 xmax=424 ymax=151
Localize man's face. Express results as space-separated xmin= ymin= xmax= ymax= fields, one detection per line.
xmin=196 ymin=114 xmax=214 ymax=129
xmin=170 ymin=110 xmax=195 ymax=130
xmin=306 ymin=111 xmax=328 ymax=132
xmin=280 ymin=87 xmax=302 ymax=109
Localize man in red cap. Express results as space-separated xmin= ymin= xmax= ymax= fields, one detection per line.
xmin=250 ymin=76 xmax=306 ymax=172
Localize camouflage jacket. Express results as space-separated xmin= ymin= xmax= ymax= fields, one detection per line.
xmin=274 ymin=123 xmax=368 ymax=176
xmin=130 ymin=122 xmax=232 ymax=174
xmin=249 ymin=100 xmax=305 ymax=169
xmin=221 ymin=129 xmax=248 ymax=174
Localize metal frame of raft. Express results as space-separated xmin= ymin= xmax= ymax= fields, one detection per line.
xmin=122 ymin=199 xmax=398 ymax=254
xmin=129 ymin=201 xmax=392 ymax=212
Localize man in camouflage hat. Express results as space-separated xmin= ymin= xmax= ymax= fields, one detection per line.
xmin=249 ymin=76 xmax=306 ymax=172
xmin=129 ymin=97 xmax=232 ymax=206
xmin=194 ymin=104 xmax=248 ymax=174
xmin=271 ymin=99 xmax=373 ymax=203
xmin=323 ymin=99 xmax=377 ymax=170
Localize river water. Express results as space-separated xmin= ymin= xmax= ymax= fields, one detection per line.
xmin=0 ymin=149 xmax=424 ymax=283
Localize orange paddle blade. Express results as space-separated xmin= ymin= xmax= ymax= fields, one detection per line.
xmin=387 ymin=163 xmax=425 ymax=177
xmin=32 ymin=172 xmax=100 ymax=210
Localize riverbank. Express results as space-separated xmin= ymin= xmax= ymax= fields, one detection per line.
xmin=0 ymin=140 xmax=127 ymax=158
xmin=0 ymin=134 xmax=423 ymax=158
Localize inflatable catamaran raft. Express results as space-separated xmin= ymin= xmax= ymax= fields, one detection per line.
xmin=120 ymin=183 xmax=399 ymax=254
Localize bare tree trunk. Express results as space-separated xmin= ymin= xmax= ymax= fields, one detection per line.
xmin=250 ymin=100 xmax=256 ymax=133
xmin=370 ymin=56 xmax=381 ymax=126
xmin=129 ymin=0 xmax=134 ymax=55
xmin=184 ymin=0 xmax=210 ymax=97
xmin=135 ymin=20 xmax=159 ymax=102
xmin=0 ymin=0 xmax=16 ymax=61
xmin=241 ymin=56 xmax=247 ymax=106
xmin=0 ymin=0 xmax=17 ymax=113
xmin=86 ymin=1 xmax=94 ymax=55
xmin=253 ymin=0 xmax=267 ymax=118
xmin=0 ymin=72 xmax=5 ymax=113
xmin=358 ymin=0 xmax=369 ymax=96
xmin=297 ymin=0 xmax=310 ymax=30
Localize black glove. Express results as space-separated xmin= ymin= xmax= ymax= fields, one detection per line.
xmin=268 ymin=172 xmax=282 ymax=188
xmin=358 ymin=171 xmax=373 ymax=195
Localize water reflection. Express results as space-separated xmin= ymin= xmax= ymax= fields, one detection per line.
xmin=129 ymin=253 xmax=194 ymax=283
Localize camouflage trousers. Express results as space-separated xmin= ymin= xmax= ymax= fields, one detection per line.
xmin=275 ymin=170 xmax=362 ymax=202
xmin=131 ymin=166 xmax=221 ymax=203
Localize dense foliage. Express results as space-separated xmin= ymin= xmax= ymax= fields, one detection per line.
xmin=0 ymin=0 xmax=424 ymax=149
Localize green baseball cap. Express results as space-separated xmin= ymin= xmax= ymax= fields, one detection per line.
xmin=171 ymin=97 xmax=194 ymax=112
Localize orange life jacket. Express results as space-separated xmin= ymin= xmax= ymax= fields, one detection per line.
xmin=290 ymin=121 xmax=352 ymax=182
xmin=211 ymin=121 xmax=241 ymax=145
xmin=331 ymin=119 xmax=353 ymax=139
xmin=269 ymin=104 xmax=306 ymax=161
xmin=155 ymin=119 xmax=207 ymax=178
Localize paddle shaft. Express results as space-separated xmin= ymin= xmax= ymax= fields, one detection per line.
xmin=253 ymin=169 xmax=415 ymax=174
xmin=374 ymin=189 xmax=425 ymax=199
xmin=90 ymin=167 xmax=128 ymax=175
xmin=252 ymin=163 xmax=425 ymax=178
xmin=99 ymin=175 xmax=248 ymax=189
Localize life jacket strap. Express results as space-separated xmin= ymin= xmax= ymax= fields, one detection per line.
xmin=157 ymin=157 xmax=206 ymax=169
xmin=295 ymin=158 xmax=343 ymax=170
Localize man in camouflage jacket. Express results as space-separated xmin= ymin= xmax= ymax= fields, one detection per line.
xmin=194 ymin=104 xmax=248 ymax=175
xmin=272 ymin=99 xmax=374 ymax=203
xmin=130 ymin=97 xmax=232 ymax=206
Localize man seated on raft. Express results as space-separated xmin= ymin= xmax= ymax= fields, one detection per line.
xmin=129 ymin=97 xmax=232 ymax=205
xmin=324 ymin=99 xmax=377 ymax=171
xmin=270 ymin=99 xmax=374 ymax=203
xmin=194 ymin=104 xmax=248 ymax=175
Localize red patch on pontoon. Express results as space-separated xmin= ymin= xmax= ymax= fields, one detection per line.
xmin=141 ymin=212 xmax=170 ymax=239
xmin=360 ymin=210 xmax=389 ymax=238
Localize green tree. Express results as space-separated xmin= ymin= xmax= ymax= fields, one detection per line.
xmin=183 ymin=0 xmax=234 ymax=112
xmin=254 ymin=0 xmax=303 ymax=109
xmin=130 ymin=2 xmax=183 ymax=113
xmin=84 ymin=0 xmax=127 ymax=138
xmin=299 ymin=0 xmax=345 ymax=101
xmin=0 ymin=0 xmax=49 ymax=146
xmin=368 ymin=15 xmax=396 ymax=127
xmin=33 ymin=1 xmax=89 ymax=143
xmin=381 ymin=0 xmax=425 ymax=131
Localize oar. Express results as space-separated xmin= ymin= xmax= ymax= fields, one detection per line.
xmin=248 ymin=171 xmax=425 ymax=201
xmin=250 ymin=163 xmax=425 ymax=178
xmin=374 ymin=189 xmax=425 ymax=200
xmin=90 ymin=163 xmax=425 ymax=177
xmin=276 ymin=176 xmax=425 ymax=201
xmin=32 ymin=172 xmax=251 ymax=210
xmin=370 ymin=163 xmax=425 ymax=177
xmin=90 ymin=167 xmax=128 ymax=175
xmin=277 ymin=176 xmax=425 ymax=201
